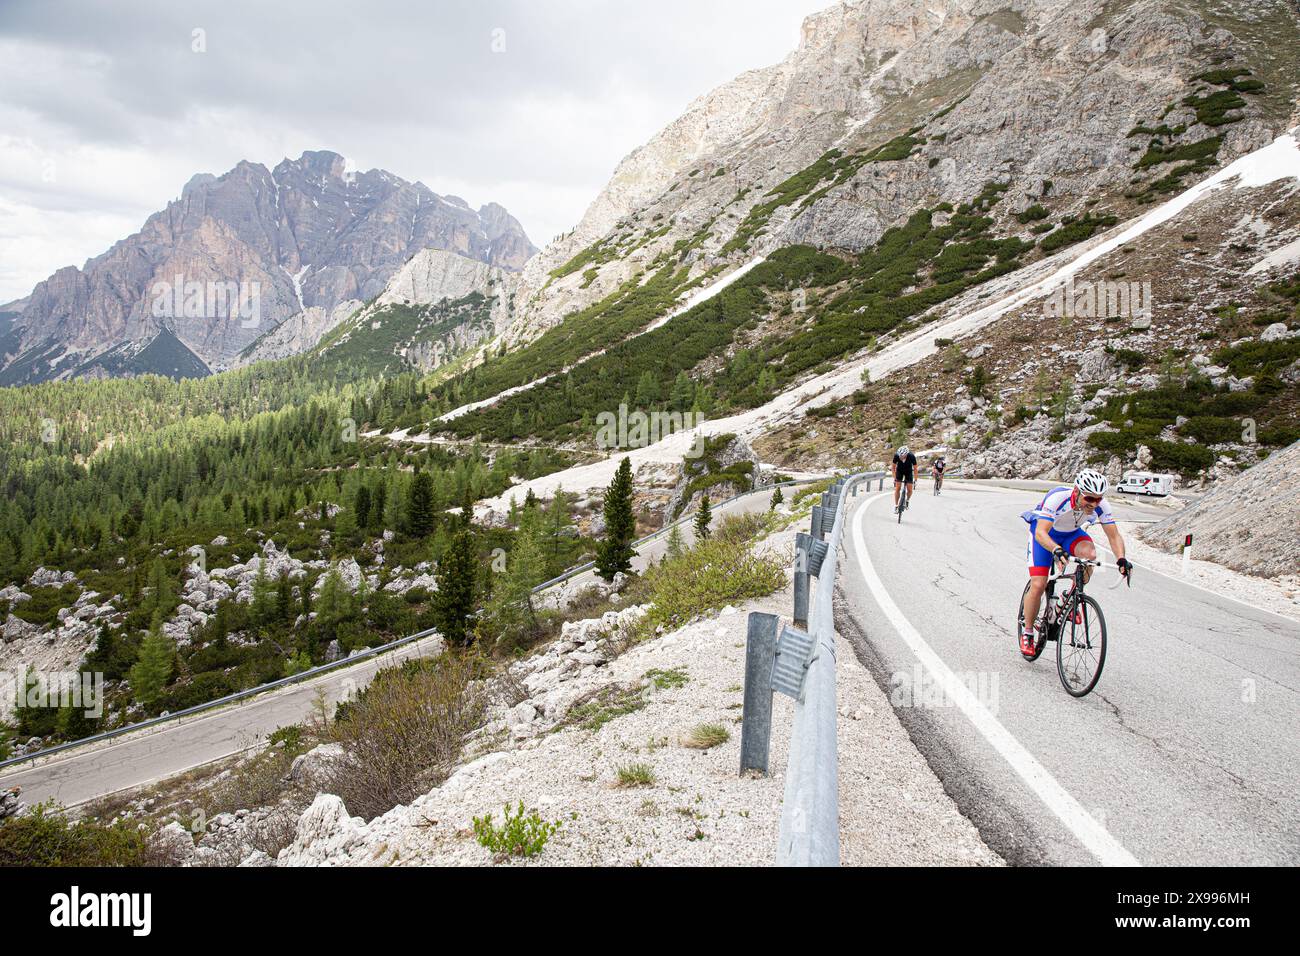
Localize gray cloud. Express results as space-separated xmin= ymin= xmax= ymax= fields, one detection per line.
xmin=0 ymin=0 xmax=830 ymax=301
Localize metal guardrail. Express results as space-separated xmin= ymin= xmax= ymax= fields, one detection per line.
xmin=0 ymin=474 xmax=822 ymax=773
xmin=740 ymin=470 xmax=886 ymax=866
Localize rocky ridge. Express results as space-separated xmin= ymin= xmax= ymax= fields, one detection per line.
xmin=1138 ymin=440 xmax=1300 ymax=577
xmin=500 ymin=0 xmax=1298 ymax=349
xmin=2 ymin=150 xmax=536 ymax=383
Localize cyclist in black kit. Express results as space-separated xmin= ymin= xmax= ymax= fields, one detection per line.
xmin=892 ymin=445 xmax=917 ymax=510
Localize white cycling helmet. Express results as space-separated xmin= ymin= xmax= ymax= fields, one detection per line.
xmin=898 ymin=445 xmax=911 ymax=457
xmin=1074 ymin=469 xmax=1109 ymax=496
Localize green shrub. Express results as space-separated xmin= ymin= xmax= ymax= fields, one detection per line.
xmin=323 ymin=653 xmax=486 ymax=820
xmin=472 ymin=801 xmax=562 ymax=858
xmin=1148 ymin=440 xmax=1215 ymax=474
xmin=1039 ymin=213 xmax=1119 ymax=252
xmin=644 ymin=667 xmax=689 ymax=689
xmin=566 ymin=683 xmax=647 ymax=731
xmin=1258 ymin=425 xmax=1300 ymax=447
xmin=683 ymin=723 xmax=730 ymax=749
xmin=1181 ymin=89 xmax=1247 ymax=127
xmin=1213 ymin=338 xmax=1300 ymax=378
xmin=633 ymin=537 xmax=787 ymax=638
xmin=1179 ymin=416 xmax=1241 ymax=444
xmin=1016 ymin=203 xmax=1048 ymax=223
xmin=11 ymin=583 xmax=80 ymax=627
xmin=615 ymin=763 xmax=655 ymax=787
xmin=0 ymin=803 xmax=150 ymax=866
xmin=1106 ymin=347 xmax=1147 ymax=371
xmin=1135 ymin=135 xmax=1223 ymax=170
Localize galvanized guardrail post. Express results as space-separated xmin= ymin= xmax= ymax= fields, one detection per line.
xmin=793 ymin=533 xmax=811 ymax=628
xmin=739 ymin=613 xmax=816 ymax=776
xmin=739 ymin=613 xmax=779 ymax=775
xmin=736 ymin=471 xmax=886 ymax=864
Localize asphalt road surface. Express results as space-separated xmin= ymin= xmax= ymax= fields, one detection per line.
xmin=0 ymin=484 xmax=792 ymax=810
xmin=0 ymin=634 xmax=443 ymax=810
xmin=837 ymin=478 xmax=1300 ymax=866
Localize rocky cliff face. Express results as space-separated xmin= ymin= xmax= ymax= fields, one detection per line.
xmin=373 ymin=247 xmax=513 ymax=323
xmin=243 ymin=248 xmax=517 ymax=378
xmin=502 ymin=0 xmax=1298 ymax=346
xmin=1138 ymin=440 xmax=1300 ymax=577
xmin=236 ymin=300 xmax=365 ymax=366
xmin=2 ymin=151 xmax=536 ymax=384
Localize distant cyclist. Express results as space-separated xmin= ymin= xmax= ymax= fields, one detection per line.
xmin=1019 ymin=470 xmax=1132 ymax=655
xmin=892 ymin=445 xmax=917 ymax=510
xmin=932 ymin=456 xmax=946 ymax=494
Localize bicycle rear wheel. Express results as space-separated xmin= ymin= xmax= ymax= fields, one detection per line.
xmin=1017 ymin=581 xmax=1046 ymax=662
xmin=1057 ymin=594 xmax=1107 ymax=696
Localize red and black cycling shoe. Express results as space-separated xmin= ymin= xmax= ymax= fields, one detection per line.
xmin=1019 ymin=627 xmax=1039 ymax=657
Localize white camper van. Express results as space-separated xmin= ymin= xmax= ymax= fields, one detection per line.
xmin=1117 ymin=471 xmax=1174 ymax=497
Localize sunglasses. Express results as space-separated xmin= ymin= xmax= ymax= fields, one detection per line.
xmin=1080 ymin=494 xmax=1103 ymax=504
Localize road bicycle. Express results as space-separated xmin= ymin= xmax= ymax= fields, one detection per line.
xmin=1016 ymin=557 xmax=1130 ymax=697
xmin=933 ymin=474 xmax=943 ymax=496
xmin=896 ymin=481 xmax=911 ymax=522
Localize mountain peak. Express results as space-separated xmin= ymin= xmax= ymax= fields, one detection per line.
xmin=3 ymin=151 xmax=537 ymax=384
xmin=289 ymin=149 xmax=349 ymax=179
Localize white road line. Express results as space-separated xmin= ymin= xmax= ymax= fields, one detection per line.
xmin=850 ymin=492 xmax=1141 ymax=867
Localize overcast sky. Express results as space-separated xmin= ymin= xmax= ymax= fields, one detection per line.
xmin=0 ymin=0 xmax=832 ymax=304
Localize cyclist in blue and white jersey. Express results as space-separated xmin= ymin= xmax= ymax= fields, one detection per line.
xmin=1019 ymin=470 xmax=1132 ymax=655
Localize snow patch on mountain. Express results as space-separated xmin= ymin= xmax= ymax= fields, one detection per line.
xmin=474 ymin=128 xmax=1300 ymax=513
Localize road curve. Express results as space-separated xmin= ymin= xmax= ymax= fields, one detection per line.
xmin=0 ymin=485 xmax=789 ymax=810
xmin=836 ymin=479 xmax=1300 ymax=866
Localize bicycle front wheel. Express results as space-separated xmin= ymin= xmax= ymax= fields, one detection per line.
xmin=1057 ymin=594 xmax=1107 ymax=697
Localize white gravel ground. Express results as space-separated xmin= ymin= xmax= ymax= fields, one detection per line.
xmin=1117 ymin=522 xmax=1300 ymax=624
xmin=279 ymin=521 xmax=999 ymax=867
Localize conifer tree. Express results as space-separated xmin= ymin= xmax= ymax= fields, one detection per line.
xmin=130 ymin=616 xmax=176 ymax=711
xmin=433 ymin=527 xmax=477 ymax=646
xmin=372 ymin=481 xmax=388 ymax=531
xmin=407 ymin=470 xmax=436 ymax=538
xmin=315 ymin=567 xmax=349 ymax=641
xmin=595 ymin=457 xmax=636 ymax=581
xmin=481 ymin=526 xmax=546 ymax=649
xmin=251 ymin=563 xmax=276 ymax=626
xmin=277 ymin=570 xmax=294 ymax=622
xmin=544 ymin=487 xmax=576 ymax=569
xmin=694 ymin=494 xmax=713 ymax=541
xmin=665 ymin=522 xmax=685 ymax=561
xmin=354 ymin=484 xmax=372 ymax=530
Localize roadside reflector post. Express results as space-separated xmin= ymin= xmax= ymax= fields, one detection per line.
xmin=1183 ymin=533 xmax=1193 ymax=575
xmin=740 ymin=612 xmax=780 ymax=775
